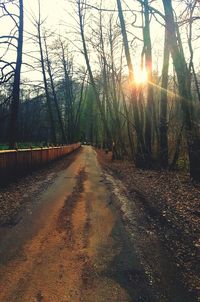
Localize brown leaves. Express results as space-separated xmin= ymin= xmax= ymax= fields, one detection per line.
xmin=97 ymin=149 xmax=200 ymax=297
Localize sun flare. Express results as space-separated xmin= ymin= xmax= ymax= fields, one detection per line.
xmin=134 ymin=67 xmax=148 ymax=84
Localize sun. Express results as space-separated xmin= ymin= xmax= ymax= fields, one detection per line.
xmin=134 ymin=67 xmax=148 ymax=84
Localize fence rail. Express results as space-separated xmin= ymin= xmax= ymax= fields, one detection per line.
xmin=0 ymin=143 xmax=81 ymax=183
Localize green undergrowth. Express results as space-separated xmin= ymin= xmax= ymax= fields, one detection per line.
xmin=0 ymin=142 xmax=45 ymax=150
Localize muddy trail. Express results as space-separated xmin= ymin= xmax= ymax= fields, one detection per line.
xmin=0 ymin=146 xmax=196 ymax=301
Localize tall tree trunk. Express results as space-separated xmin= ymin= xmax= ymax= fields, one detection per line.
xmin=44 ymin=37 xmax=67 ymax=144
xmin=74 ymin=73 xmax=86 ymax=136
xmin=109 ymin=18 xmax=125 ymax=159
xmin=116 ymin=0 xmax=134 ymax=82
xmin=77 ymin=0 xmax=111 ymax=141
xmin=187 ymin=1 xmax=200 ymax=102
xmin=99 ymin=11 xmax=114 ymax=149
xmin=116 ymin=0 xmax=146 ymax=166
xmin=37 ymin=2 xmax=56 ymax=144
xmin=162 ymin=0 xmax=200 ymax=181
xmin=143 ymin=0 xmax=153 ymax=166
xmin=8 ymin=0 xmax=24 ymax=149
xmin=60 ymin=41 xmax=74 ymax=143
xmin=159 ymin=26 xmax=170 ymax=168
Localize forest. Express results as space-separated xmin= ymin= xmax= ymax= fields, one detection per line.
xmin=0 ymin=1 xmax=200 ymax=301
xmin=0 ymin=0 xmax=200 ymax=179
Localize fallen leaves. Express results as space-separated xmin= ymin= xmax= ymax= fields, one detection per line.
xmin=97 ymin=149 xmax=200 ymax=298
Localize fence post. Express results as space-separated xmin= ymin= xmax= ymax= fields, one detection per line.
xmin=15 ymin=145 xmax=18 ymax=175
xmin=41 ymin=146 xmax=43 ymax=164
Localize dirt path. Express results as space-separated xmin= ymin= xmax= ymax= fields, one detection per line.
xmin=0 ymin=146 xmax=155 ymax=302
xmin=1 ymin=146 xmax=195 ymax=302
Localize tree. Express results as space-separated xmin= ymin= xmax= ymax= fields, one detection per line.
xmin=44 ymin=35 xmax=67 ymax=143
xmin=4 ymin=0 xmax=24 ymax=149
xmin=36 ymin=0 xmax=57 ymax=144
xmin=116 ymin=0 xmax=146 ymax=166
xmin=77 ymin=0 xmax=111 ymax=144
xmin=159 ymin=26 xmax=170 ymax=168
xmin=162 ymin=0 xmax=200 ymax=181
xmin=142 ymin=0 xmax=154 ymax=166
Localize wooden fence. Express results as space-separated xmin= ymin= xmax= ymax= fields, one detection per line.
xmin=0 ymin=143 xmax=81 ymax=183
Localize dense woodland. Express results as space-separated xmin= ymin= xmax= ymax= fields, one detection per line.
xmin=0 ymin=0 xmax=200 ymax=180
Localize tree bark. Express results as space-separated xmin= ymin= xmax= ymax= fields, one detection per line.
xmin=60 ymin=41 xmax=74 ymax=143
xmin=116 ymin=0 xmax=146 ymax=166
xmin=159 ymin=26 xmax=170 ymax=168
xmin=143 ymin=0 xmax=153 ymax=166
xmin=8 ymin=0 xmax=24 ymax=149
xmin=44 ymin=37 xmax=67 ymax=144
xmin=77 ymin=0 xmax=111 ymax=142
xmin=37 ymin=2 xmax=57 ymax=144
xmin=162 ymin=0 xmax=200 ymax=181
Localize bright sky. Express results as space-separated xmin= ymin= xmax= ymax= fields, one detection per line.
xmin=24 ymin=0 xmax=74 ymax=83
xmin=23 ymin=0 xmax=164 ymax=80
xmin=0 ymin=0 xmax=199 ymax=90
